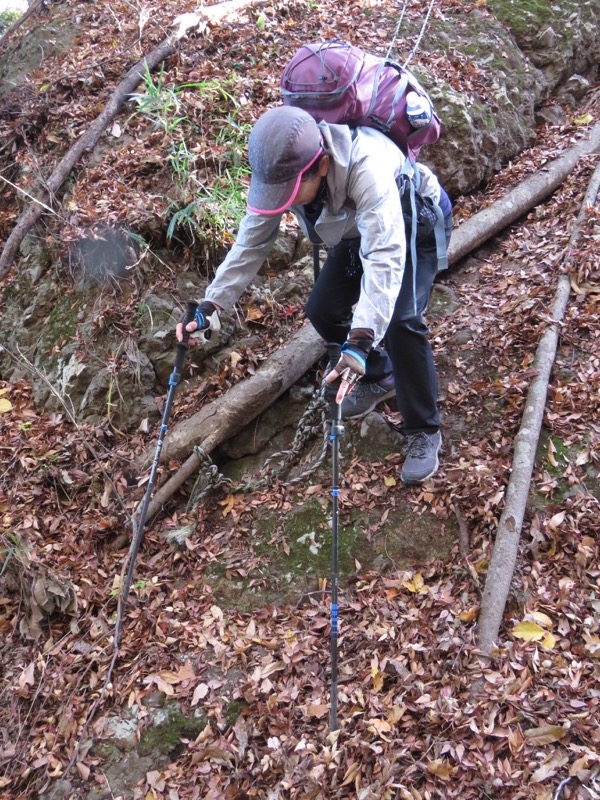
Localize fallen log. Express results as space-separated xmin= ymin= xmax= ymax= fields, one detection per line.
xmin=446 ymin=121 xmax=600 ymax=267
xmin=142 ymin=323 xmax=325 ymax=520
xmin=477 ymin=160 xmax=600 ymax=656
xmin=141 ymin=125 xmax=600 ymax=519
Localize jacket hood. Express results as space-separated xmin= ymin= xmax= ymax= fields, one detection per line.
xmin=318 ymin=122 xmax=354 ymax=214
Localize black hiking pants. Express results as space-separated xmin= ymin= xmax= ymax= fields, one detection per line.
xmin=305 ymin=212 xmax=452 ymax=435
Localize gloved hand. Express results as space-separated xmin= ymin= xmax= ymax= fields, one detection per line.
xmin=176 ymin=300 xmax=221 ymax=343
xmin=325 ymin=328 xmax=374 ymax=404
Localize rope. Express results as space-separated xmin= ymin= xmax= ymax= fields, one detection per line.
xmin=402 ymin=0 xmax=437 ymax=68
xmin=186 ymin=384 xmax=331 ymax=511
xmin=385 ymin=0 xmax=411 ymax=60
xmin=384 ymin=0 xmax=437 ymax=67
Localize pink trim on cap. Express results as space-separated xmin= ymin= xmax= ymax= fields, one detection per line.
xmin=247 ymin=147 xmax=324 ymax=216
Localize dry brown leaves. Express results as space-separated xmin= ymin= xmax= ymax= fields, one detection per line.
xmin=1 ymin=0 xmax=600 ymax=798
xmin=1 ymin=156 xmax=599 ymax=796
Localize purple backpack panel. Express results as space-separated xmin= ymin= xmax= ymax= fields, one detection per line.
xmin=281 ymin=40 xmax=440 ymax=161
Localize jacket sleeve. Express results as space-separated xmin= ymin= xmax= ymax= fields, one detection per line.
xmin=347 ymin=141 xmax=407 ymax=344
xmin=204 ymin=211 xmax=282 ymax=310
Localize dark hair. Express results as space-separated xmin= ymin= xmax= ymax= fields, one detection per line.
xmin=301 ymin=151 xmax=329 ymax=182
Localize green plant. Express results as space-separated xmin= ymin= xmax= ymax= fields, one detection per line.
xmin=136 ymin=301 xmax=155 ymax=330
xmin=0 ymin=9 xmax=20 ymax=36
xmin=34 ymin=452 xmax=61 ymax=473
xmin=165 ymin=110 xmax=251 ymax=246
xmin=128 ymin=64 xmax=186 ymax=135
xmin=165 ymin=162 xmax=250 ymax=246
xmin=128 ymin=69 xmax=251 ymax=248
xmin=215 ymin=113 xmax=251 ymax=168
xmin=0 ymin=532 xmax=30 ymax=576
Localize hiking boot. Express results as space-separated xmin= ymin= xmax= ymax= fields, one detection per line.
xmin=401 ymin=431 xmax=442 ymax=484
xmin=341 ymin=374 xmax=396 ymax=419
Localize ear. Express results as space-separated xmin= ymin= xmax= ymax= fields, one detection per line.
xmin=319 ymin=154 xmax=331 ymax=177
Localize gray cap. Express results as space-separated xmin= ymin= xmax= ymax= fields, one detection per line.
xmin=247 ymin=106 xmax=323 ymax=215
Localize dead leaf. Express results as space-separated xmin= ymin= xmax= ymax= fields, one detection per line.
xmin=512 ymin=621 xmax=545 ymax=641
xmin=548 ymin=511 xmax=566 ymax=531
xmin=402 ymin=573 xmax=427 ymax=593
xmin=547 ymin=439 xmax=558 ymax=467
xmin=219 ymin=494 xmax=236 ymax=517
xmin=100 ymin=480 xmax=111 ymax=508
xmin=529 ymin=611 xmax=553 ymax=628
xmin=341 ymin=761 xmax=361 ymax=786
xmin=18 ymin=661 xmax=35 ymax=689
xmin=192 ymin=683 xmax=209 ymax=705
xmin=245 ymin=307 xmax=264 ymax=322
xmin=530 ymin=754 xmax=569 ymax=784
xmin=541 ymin=633 xmax=557 ymax=650
xmin=76 ymin=762 xmax=90 ymax=780
xmin=427 ymin=759 xmax=452 ymax=780
xmin=524 ymin=724 xmax=569 ymax=745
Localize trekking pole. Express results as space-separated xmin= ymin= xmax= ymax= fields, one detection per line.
xmin=123 ymin=300 xmax=198 ymax=605
xmin=325 ymin=344 xmax=345 ymax=732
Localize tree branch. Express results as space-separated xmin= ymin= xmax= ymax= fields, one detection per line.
xmin=477 ymin=159 xmax=600 ymax=656
xmin=0 ymin=36 xmax=178 ymax=279
xmin=447 ymin=121 xmax=600 ymax=267
xmin=0 ymin=0 xmax=44 ymax=52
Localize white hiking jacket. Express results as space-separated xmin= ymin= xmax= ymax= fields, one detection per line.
xmin=204 ymin=123 xmax=442 ymax=344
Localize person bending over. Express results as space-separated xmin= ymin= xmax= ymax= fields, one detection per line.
xmin=177 ymin=105 xmax=452 ymax=483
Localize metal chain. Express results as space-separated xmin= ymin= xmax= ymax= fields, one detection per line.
xmin=186 ymin=384 xmax=331 ymax=512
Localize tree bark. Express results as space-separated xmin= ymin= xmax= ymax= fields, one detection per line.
xmin=446 ymin=121 xmax=600 ymax=267
xmin=142 ymin=323 xmax=325 ymax=520
xmin=477 ymin=161 xmax=600 ymax=656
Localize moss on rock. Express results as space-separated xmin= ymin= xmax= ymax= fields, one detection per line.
xmin=138 ymin=704 xmax=207 ymax=757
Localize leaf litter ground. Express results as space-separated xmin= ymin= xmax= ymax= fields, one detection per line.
xmin=1 ymin=1 xmax=599 ymax=799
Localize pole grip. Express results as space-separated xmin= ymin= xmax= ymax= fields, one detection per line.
xmin=182 ymin=300 xmax=199 ymax=343
xmin=173 ymin=300 xmax=198 ymax=375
